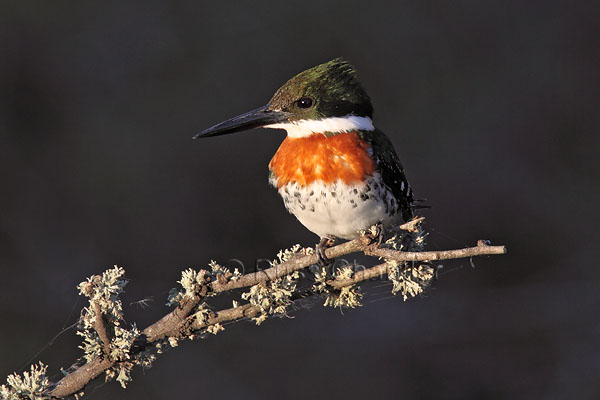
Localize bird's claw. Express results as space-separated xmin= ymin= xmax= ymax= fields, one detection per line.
xmin=316 ymin=237 xmax=335 ymax=267
xmin=365 ymin=222 xmax=385 ymax=248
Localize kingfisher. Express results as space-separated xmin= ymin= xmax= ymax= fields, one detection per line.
xmin=195 ymin=58 xmax=417 ymax=262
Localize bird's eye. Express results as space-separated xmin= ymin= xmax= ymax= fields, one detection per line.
xmin=297 ymin=97 xmax=313 ymax=109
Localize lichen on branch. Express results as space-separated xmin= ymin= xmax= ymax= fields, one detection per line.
xmin=0 ymin=362 xmax=51 ymax=400
xmin=75 ymin=266 xmax=143 ymax=388
xmin=0 ymin=218 xmax=507 ymax=399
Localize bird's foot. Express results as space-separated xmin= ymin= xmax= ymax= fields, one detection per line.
xmin=316 ymin=236 xmax=336 ymax=267
xmin=364 ymin=222 xmax=385 ymax=248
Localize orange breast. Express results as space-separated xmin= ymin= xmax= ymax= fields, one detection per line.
xmin=269 ymin=132 xmax=375 ymax=188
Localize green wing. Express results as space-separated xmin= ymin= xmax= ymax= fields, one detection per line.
xmin=359 ymin=129 xmax=415 ymax=221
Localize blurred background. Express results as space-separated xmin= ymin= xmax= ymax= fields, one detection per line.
xmin=1 ymin=1 xmax=599 ymax=399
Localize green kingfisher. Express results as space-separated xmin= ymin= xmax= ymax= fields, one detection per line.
xmin=195 ymin=58 xmax=416 ymax=260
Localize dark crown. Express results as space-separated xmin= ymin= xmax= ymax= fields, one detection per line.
xmin=268 ymin=58 xmax=373 ymax=121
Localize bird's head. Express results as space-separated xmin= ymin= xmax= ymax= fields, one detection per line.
xmin=194 ymin=58 xmax=374 ymax=139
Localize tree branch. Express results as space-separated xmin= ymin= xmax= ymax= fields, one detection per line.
xmin=210 ymin=218 xmax=424 ymax=293
xmin=40 ymin=224 xmax=505 ymax=398
xmin=91 ymin=302 xmax=111 ymax=358
xmin=365 ymin=241 xmax=506 ymax=262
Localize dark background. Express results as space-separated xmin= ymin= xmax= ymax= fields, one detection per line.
xmin=1 ymin=1 xmax=599 ymax=399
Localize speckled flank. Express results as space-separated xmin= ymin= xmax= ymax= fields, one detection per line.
xmin=271 ymin=173 xmax=400 ymax=240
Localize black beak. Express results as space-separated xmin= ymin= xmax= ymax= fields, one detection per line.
xmin=193 ymin=105 xmax=290 ymax=139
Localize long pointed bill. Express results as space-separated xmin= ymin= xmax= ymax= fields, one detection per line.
xmin=193 ymin=105 xmax=290 ymax=139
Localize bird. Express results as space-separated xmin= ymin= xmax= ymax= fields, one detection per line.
xmin=195 ymin=58 xmax=417 ymax=263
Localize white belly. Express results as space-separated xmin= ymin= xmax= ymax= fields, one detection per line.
xmin=274 ymin=174 xmax=400 ymax=240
